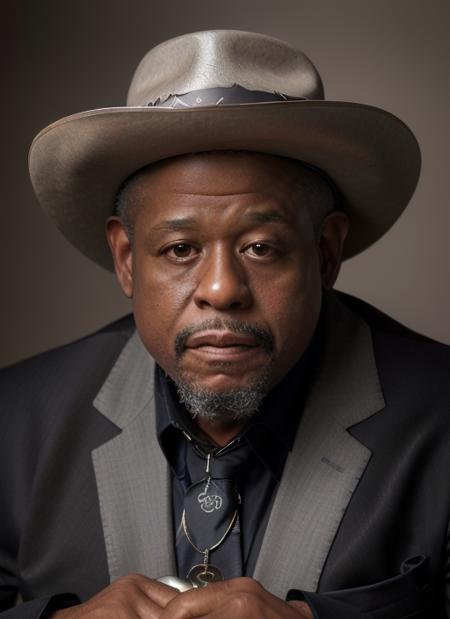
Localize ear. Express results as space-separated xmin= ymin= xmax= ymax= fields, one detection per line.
xmin=317 ymin=211 xmax=349 ymax=290
xmin=105 ymin=216 xmax=133 ymax=297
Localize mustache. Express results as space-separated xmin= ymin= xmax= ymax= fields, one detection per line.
xmin=174 ymin=318 xmax=274 ymax=358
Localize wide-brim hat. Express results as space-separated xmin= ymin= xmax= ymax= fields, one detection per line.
xmin=29 ymin=30 xmax=421 ymax=270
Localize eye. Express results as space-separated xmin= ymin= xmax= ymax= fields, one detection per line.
xmin=170 ymin=243 xmax=192 ymax=257
xmin=244 ymin=242 xmax=277 ymax=259
xmin=164 ymin=243 xmax=199 ymax=262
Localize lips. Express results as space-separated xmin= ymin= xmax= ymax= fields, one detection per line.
xmin=174 ymin=319 xmax=274 ymax=361
xmin=186 ymin=331 xmax=260 ymax=350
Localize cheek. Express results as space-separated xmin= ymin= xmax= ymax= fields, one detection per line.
xmin=130 ymin=259 xmax=196 ymax=364
xmin=259 ymin=255 xmax=322 ymax=354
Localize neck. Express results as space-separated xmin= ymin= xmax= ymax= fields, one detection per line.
xmin=194 ymin=417 xmax=246 ymax=447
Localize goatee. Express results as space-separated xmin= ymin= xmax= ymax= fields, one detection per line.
xmin=175 ymin=364 xmax=272 ymax=422
xmin=174 ymin=318 xmax=274 ymax=422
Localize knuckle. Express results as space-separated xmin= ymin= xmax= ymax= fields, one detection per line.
xmin=230 ymin=592 xmax=255 ymax=614
xmin=121 ymin=572 xmax=145 ymax=583
xmin=107 ymin=578 xmax=143 ymax=607
xmin=113 ymin=573 xmax=146 ymax=595
xmin=239 ymin=577 xmax=263 ymax=594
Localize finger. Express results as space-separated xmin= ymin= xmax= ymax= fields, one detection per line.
xmin=133 ymin=589 xmax=168 ymax=619
xmin=161 ymin=578 xmax=267 ymax=619
xmin=287 ymin=600 xmax=313 ymax=618
xmin=96 ymin=576 xmax=167 ymax=619
xmin=138 ymin=578 xmax=180 ymax=608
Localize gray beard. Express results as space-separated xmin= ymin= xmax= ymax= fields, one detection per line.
xmin=173 ymin=317 xmax=274 ymax=422
xmin=174 ymin=364 xmax=272 ymax=423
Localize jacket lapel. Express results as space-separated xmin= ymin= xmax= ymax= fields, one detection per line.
xmin=253 ymin=293 xmax=385 ymax=597
xmin=91 ymin=331 xmax=176 ymax=583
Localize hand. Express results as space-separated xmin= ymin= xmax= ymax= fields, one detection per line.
xmin=49 ymin=575 xmax=313 ymax=619
xmin=151 ymin=577 xmax=313 ymax=619
xmin=48 ymin=573 xmax=178 ymax=618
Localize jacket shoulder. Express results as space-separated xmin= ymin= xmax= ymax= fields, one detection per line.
xmin=0 ymin=314 xmax=136 ymax=427
xmin=337 ymin=291 xmax=448 ymax=348
xmin=336 ymin=292 xmax=450 ymax=426
xmin=337 ymin=291 xmax=450 ymax=370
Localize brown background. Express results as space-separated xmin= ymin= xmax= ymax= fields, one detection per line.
xmin=2 ymin=0 xmax=449 ymax=368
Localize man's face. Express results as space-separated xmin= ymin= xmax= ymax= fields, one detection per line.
xmin=108 ymin=152 xmax=346 ymax=400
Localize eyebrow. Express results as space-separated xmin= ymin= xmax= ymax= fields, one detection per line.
xmin=243 ymin=210 xmax=289 ymax=225
xmin=151 ymin=211 xmax=289 ymax=232
xmin=151 ymin=217 xmax=197 ymax=232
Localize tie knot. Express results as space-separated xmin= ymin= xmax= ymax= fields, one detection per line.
xmin=187 ymin=440 xmax=252 ymax=484
xmin=209 ymin=446 xmax=250 ymax=480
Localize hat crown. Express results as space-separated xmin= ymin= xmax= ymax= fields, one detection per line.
xmin=127 ymin=30 xmax=324 ymax=106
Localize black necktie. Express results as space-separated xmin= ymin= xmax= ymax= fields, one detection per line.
xmin=176 ymin=438 xmax=253 ymax=585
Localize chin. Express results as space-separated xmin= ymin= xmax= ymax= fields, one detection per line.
xmin=173 ymin=361 xmax=274 ymax=421
xmin=177 ymin=364 xmax=271 ymax=393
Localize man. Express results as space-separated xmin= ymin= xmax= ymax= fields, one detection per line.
xmin=1 ymin=30 xmax=448 ymax=619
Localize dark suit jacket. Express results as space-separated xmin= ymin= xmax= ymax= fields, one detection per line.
xmin=0 ymin=292 xmax=449 ymax=618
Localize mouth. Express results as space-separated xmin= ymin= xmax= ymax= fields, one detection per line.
xmin=174 ymin=318 xmax=274 ymax=366
xmin=187 ymin=330 xmax=260 ymax=348
xmin=185 ymin=331 xmax=261 ymax=359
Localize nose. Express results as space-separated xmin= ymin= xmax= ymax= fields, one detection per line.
xmin=193 ymin=246 xmax=252 ymax=311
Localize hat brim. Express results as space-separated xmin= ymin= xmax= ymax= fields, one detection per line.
xmin=29 ymin=100 xmax=421 ymax=270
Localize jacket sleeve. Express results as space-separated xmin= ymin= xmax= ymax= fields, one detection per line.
xmin=0 ymin=595 xmax=79 ymax=619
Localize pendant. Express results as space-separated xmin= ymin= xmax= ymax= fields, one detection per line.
xmin=157 ymin=575 xmax=194 ymax=591
xmin=188 ymin=563 xmax=224 ymax=587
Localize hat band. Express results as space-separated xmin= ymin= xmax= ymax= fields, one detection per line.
xmin=148 ymin=84 xmax=308 ymax=108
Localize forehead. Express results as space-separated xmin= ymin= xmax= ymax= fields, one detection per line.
xmin=126 ymin=151 xmax=313 ymax=225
